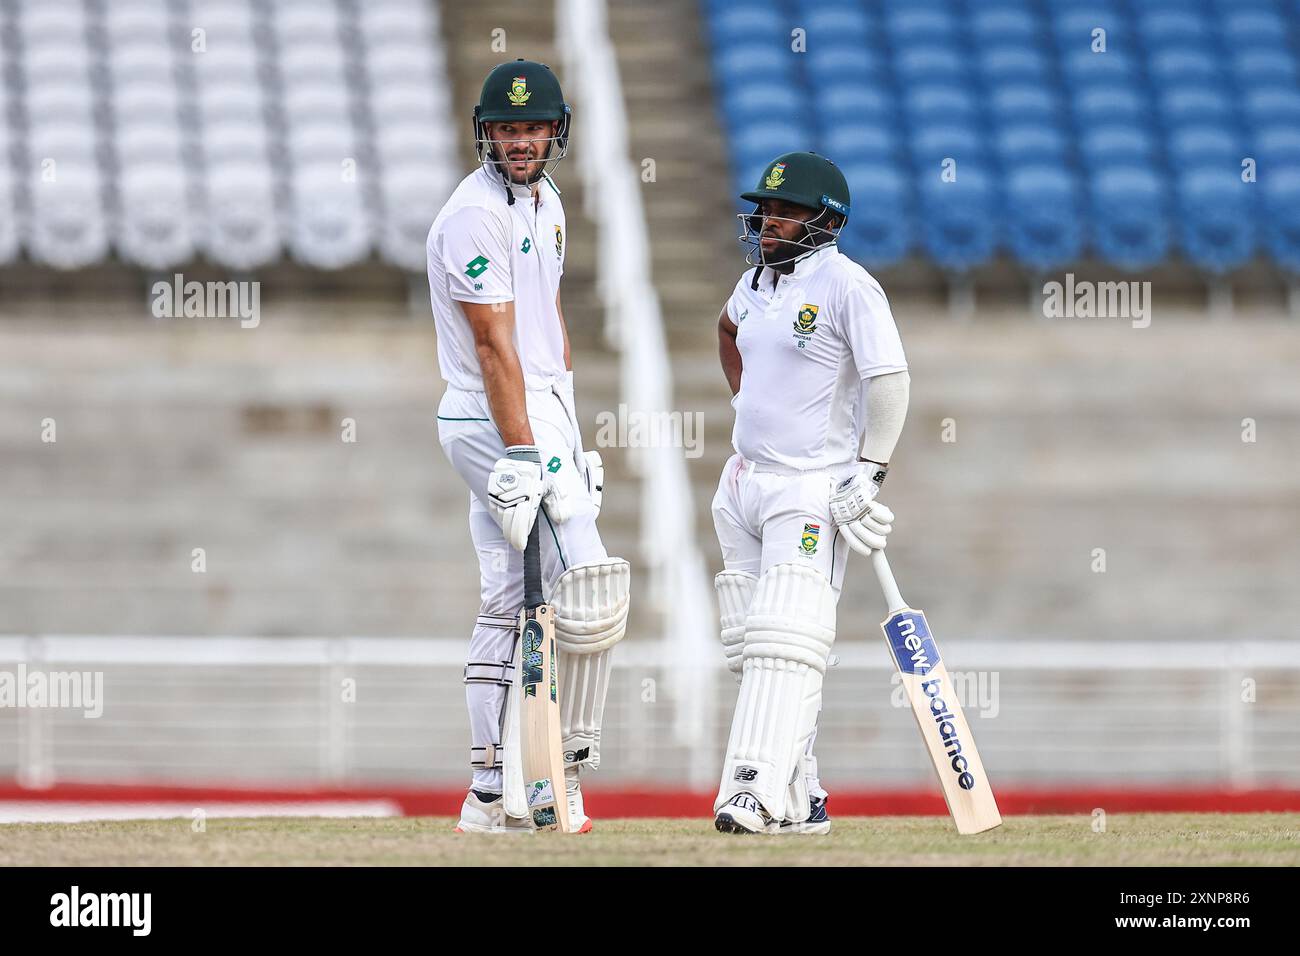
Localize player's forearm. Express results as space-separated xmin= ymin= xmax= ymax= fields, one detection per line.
xmin=860 ymin=370 xmax=910 ymax=464
xmin=476 ymin=334 xmax=535 ymax=447
xmin=719 ymin=321 xmax=742 ymax=395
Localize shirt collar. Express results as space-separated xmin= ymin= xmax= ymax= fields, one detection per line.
xmin=479 ymin=163 xmax=540 ymax=203
xmin=789 ymin=242 xmax=835 ymax=277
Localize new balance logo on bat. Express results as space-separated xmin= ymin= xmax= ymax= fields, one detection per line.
xmin=920 ymin=676 xmax=976 ymax=791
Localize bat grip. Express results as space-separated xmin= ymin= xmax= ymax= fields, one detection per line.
xmin=523 ymin=518 xmax=543 ymax=610
xmin=871 ymin=549 xmax=907 ymax=614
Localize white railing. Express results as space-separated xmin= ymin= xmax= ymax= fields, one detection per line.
xmin=556 ymin=0 xmax=718 ymax=787
xmin=3 ymin=636 xmax=1299 ymax=791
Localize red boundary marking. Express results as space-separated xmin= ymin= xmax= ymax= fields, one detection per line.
xmin=2 ymin=782 xmax=1300 ymax=816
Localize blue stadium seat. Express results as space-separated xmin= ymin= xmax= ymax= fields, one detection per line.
xmin=1148 ymin=49 xmax=1222 ymax=88
xmin=886 ymin=9 xmax=958 ymax=44
xmin=1158 ymin=87 xmax=1234 ymax=128
xmin=918 ymin=168 xmax=998 ymax=272
xmin=1176 ymin=168 xmax=1257 ymax=273
xmin=909 ymin=125 xmax=988 ymax=169
xmin=713 ymin=44 xmax=796 ymax=84
xmin=978 ymin=47 xmax=1051 ymax=85
xmin=1073 ymin=85 xmax=1146 ymax=125
xmin=1243 ymin=89 xmax=1300 ymax=128
xmin=839 ymin=163 xmax=912 ymax=268
xmin=995 ymin=124 xmax=1070 ymax=168
xmin=1089 ymin=166 xmax=1170 ymax=270
xmin=1062 ymin=50 xmax=1138 ymax=85
xmin=1230 ymin=50 xmax=1298 ymax=87
xmin=1221 ymin=10 xmax=1290 ymax=50
xmin=1167 ymin=126 xmax=1245 ymax=169
xmin=1079 ymin=125 xmax=1156 ymax=169
xmin=721 ymin=84 xmax=805 ymax=131
xmin=989 ymin=85 xmax=1062 ymax=126
xmin=1005 ymin=166 xmax=1084 ymax=271
xmin=905 ymin=85 xmax=978 ymax=125
xmin=813 ymin=85 xmax=895 ymax=126
xmin=1136 ymin=11 xmax=1212 ymax=48
xmin=1255 ymin=127 xmax=1300 ymax=171
xmin=970 ymin=9 xmax=1040 ymax=46
xmin=734 ymin=122 xmax=815 ymax=182
xmin=892 ymin=46 xmax=967 ymax=82
xmin=803 ymin=8 xmax=872 ymax=45
xmin=821 ymin=124 xmax=900 ymax=164
xmin=805 ymin=46 xmax=888 ymax=86
xmin=1052 ymin=9 xmax=1124 ymax=50
xmin=1261 ymin=166 xmax=1300 ymax=273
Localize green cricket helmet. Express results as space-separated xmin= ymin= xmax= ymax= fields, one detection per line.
xmin=473 ymin=59 xmax=572 ymax=188
xmin=738 ymin=151 xmax=851 ymax=266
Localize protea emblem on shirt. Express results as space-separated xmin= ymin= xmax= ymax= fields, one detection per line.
xmin=794 ymin=303 xmax=819 ymax=335
xmin=801 ymin=523 xmax=821 ymax=555
xmin=508 ymin=76 xmax=531 ymax=106
xmin=764 ymin=162 xmax=786 ymax=189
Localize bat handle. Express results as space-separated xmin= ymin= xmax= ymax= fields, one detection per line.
xmin=871 ymin=548 xmax=908 ymax=614
xmin=523 ymin=519 xmax=543 ymax=611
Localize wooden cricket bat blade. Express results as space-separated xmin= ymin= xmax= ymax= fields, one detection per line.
xmin=519 ymin=604 xmax=570 ymax=832
xmin=881 ymin=606 xmax=1002 ymax=835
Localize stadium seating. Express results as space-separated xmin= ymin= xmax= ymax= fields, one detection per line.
xmin=0 ymin=0 xmax=456 ymax=272
xmin=705 ymin=0 xmax=1300 ymax=275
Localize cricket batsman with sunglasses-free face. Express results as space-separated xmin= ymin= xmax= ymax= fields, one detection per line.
xmin=712 ymin=151 xmax=911 ymax=834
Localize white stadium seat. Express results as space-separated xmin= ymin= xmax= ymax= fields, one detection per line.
xmin=116 ymin=125 xmax=185 ymax=166
xmin=0 ymin=166 xmax=18 ymax=266
xmin=198 ymin=120 xmax=271 ymax=165
xmin=117 ymin=164 xmax=196 ymax=269
xmin=287 ymin=122 xmax=358 ymax=169
xmin=380 ymin=163 xmax=452 ymax=272
xmin=289 ymin=165 xmax=371 ymax=269
xmin=26 ymin=83 xmax=97 ymax=124
xmin=113 ymin=82 xmax=183 ymax=124
xmin=27 ymin=163 xmax=110 ymax=269
xmin=201 ymin=161 xmax=282 ymax=269
xmin=27 ymin=123 xmax=100 ymax=166
xmin=108 ymin=43 xmax=178 ymax=84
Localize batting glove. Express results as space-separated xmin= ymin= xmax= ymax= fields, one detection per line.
xmin=829 ymin=466 xmax=894 ymax=555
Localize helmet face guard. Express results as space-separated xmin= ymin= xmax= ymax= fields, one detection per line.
xmin=736 ymin=204 xmax=843 ymax=267
xmin=473 ymin=107 xmax=572 ymax=188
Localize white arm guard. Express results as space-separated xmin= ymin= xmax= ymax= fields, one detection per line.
xmin=860 ymin=370 xmax=910 ymax=468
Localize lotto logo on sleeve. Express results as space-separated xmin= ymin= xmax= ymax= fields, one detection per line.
xmin=464 ymin=256 xmax=489 ymax=278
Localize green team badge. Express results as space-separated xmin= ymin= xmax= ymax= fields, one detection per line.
xmin=465 ymin=255 xmax=489 ymax=278
xmin=521 ymin=237 xmax=531 ymax=253
xmin=800 ymin=523 xmax=821 ymax=555
xmin=547 ymin=456 xmax=562 ymax=473
xmin=555 ymin=224 xmax=564 ymax=258
xmin=508 ymin=75 xmax=531 ymax=106
xmin=764 ymin=162 xmax=787 ymax=190
xmin=794 ymin=303 xmax=819 ymax=335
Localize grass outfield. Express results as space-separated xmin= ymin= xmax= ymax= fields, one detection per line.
xmin=0 ymin=814 xmax=1297 ymax=866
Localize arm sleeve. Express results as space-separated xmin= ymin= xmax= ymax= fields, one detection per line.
xmin=861 ymin=370 xmax=910 ymax=463
xmin=840 ymin=277 xmax=908 ymax=380
xmin=439 ymin=206 xmax=513 ymax=304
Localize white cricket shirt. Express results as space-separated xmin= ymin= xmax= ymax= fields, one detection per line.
xmin=427 ymin=165 xmax=568 ymax=391
xmin=725 ymin=244 xmax=908 ymax=470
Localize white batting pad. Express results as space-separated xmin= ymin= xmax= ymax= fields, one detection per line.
xmin=552 ymin=559 xmax=630 ymax=769
xmin=715 ymin=570 xmax=757 ymax=683
xmin=716 ymin=563 xmax=837 ymax=821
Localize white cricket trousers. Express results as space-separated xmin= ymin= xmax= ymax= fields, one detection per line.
xmin=437 ymin=383 xmax=608 ymax=793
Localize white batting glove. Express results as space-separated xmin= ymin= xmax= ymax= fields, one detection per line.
xmin=487 ymin=447 xmax=546 ymax=552
xmin=829 ymin=465 xmax=895 ymax=555
xmin=582 ymin=449 xmax=604 ymax=517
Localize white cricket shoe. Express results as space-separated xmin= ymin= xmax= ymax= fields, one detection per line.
xmin=714 ymin=792 xmax=777 ymax=834
xmin=777 ymin=795 xmax=832 ymax=835
xmin=453 ymin=789 xmax=535 ymax=834
xmin=565 ymin=765 xmax=593 ymax=833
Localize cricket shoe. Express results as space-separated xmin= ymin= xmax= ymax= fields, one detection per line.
xmin=565 ymin=765 xmax=593 ymax=833
xmin=714 ymin=792 xmax=777 ymax=834
xmin=777 ymin=796 xmax=831 ymax=835
xmin=453 ymin=789 xmax=535 ymax=834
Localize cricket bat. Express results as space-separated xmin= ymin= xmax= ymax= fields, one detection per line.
xmin=518 ymin=519 xmax=570 ymax=832
xmin=872 ymin=549 xmax=1002 ymax=835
